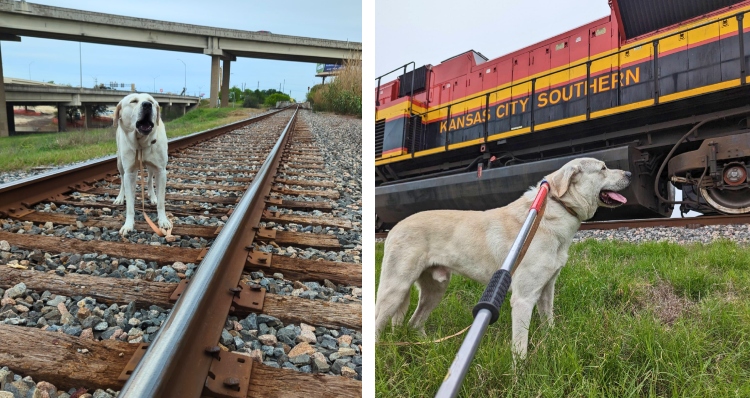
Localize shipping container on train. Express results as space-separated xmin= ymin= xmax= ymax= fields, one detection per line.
xmin=375 ymin=0 xmax=750 ymax=230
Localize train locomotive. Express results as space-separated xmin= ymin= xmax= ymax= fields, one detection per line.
xmin=375 ymin=0 xmax=750 ymax=230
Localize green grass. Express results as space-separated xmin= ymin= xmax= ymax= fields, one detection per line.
xmin=1 ymin=107 xmax=263 ymax=172
xmin=375 ymin=240 xmax=750 ymax=397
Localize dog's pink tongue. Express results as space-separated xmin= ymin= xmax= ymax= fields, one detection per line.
xmin=605 ymin=191 xmax=627 ymax=204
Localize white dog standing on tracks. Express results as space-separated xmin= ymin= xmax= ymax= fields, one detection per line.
xmin=113 ymin=93 xmax=172 ymax=235
xmin=375 ymin=158 xmax=631 ymax=360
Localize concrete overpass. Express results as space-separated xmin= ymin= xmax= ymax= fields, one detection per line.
xmin=0 ymin=0 xmax=361 ymax=136
xmin=3 ymin=82 xmax=199 ymax=134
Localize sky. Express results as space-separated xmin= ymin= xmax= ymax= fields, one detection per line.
xmin=1 ymin=0 xmax=361 ymax=102
xmin=376 ymin=0 xmax=611 ymax=78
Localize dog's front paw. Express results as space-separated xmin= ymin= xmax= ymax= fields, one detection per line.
xmin=150 ymin=196 xmax=158 ymax=206
xmin=158 ymin=217 xmax=172 ymax=231
xmin=119 ymin=222 xmax=134 ymax=236
xmin=113 ymin=195 xmax=124 ymax=205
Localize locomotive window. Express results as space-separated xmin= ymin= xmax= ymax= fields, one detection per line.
xmin=555 ymin=42 xmax=568 ymax=51
xmin=594 ymin=27 xmax=606 ymax=36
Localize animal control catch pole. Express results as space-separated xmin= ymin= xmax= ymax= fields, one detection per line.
xmin=435 ymin=180 xmax=551 ymax=398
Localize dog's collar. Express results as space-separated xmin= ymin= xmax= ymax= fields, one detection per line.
xmin=549 ymin=195 xmax=579 ymax=219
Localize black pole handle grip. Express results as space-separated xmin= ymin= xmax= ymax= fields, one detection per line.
xmin=472 ymin=269 xmax=512 ymax=324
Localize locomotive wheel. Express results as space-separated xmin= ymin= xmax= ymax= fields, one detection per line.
xmin=699 ymin=187 xmax=750 ymax=214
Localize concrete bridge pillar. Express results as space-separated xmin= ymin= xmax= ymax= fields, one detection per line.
xmin=5 ymin=103 xmax=15 ymax=136
xmin=209 ymin=55 xmax=220 ymax=108
xmin=0 ymin=43 xmax=8 ymax=137
xmin=204 ymin=37 xmax=236 ymax=109
xmin=57 ymin=105 xmax=67 ymax=132
xmin=84 ymin=104 xmax=91 ymax=129
xmin=221 ymin=59 xmax=231 ymax=108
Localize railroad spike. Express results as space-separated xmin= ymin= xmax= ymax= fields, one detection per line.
xmin=204 ymin=346 xmax=221 ymax=356
xmin=223 ymin=377 xmax=240 ymax=388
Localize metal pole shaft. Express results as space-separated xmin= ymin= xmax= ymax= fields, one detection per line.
xmin=434 ymin=310 xmax=492 ymax=398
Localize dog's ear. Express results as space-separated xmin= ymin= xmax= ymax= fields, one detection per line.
xmin=113 ymin=103 xmax=122 ymax=128
xmin=548 ymin=163 xmax=581 ymax=197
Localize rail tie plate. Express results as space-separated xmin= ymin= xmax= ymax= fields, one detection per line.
xmin=231 ymin=284 xmax=266 ymax=312
xmin=203 ymin=351 xmax=252 ymax=398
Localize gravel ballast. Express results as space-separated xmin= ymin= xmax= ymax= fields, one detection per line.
xmin=0 ymin=366 xmax=118 ymax=398
xmin=378 ymin=224 xmax=750 ymax=245
xmin=573 ymin=223 xmax=750 ymax=245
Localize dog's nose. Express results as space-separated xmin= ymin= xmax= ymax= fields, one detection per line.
xmin=142 ymin=102 xmax=152 ymax=109
xmin=624 ymin=171 xmax=632 ymax=179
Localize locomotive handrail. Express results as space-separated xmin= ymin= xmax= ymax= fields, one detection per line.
xmin=405 ymin=9 xmax=749 ymax=121
xmin=375 ymin=61 xmax=416 ymax=110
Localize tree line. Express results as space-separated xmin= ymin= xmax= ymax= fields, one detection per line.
xmin=228 ymin=88 xmax=293 ymax=108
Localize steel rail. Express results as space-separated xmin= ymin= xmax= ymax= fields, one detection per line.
xmin=579 ymin=214 xmax=750 ymax=230
xmin=0 ymin=108 xmax=283 ymax=217
xmin=119 ymin=107 xmax=298 ymax=398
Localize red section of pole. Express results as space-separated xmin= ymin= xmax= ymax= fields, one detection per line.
xmin=530 ymin=181 xmax=550 ymax=212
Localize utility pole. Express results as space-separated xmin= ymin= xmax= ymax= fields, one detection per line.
xmin=176 ymin=59 xmax=187 ymax=94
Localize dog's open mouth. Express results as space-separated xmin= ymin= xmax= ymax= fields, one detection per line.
xmin=599 ymin=190 xmax=627 ymax=207
xmin=136 ymin=120 xmax=154 ymax=135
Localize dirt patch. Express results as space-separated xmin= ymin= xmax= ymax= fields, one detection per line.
xmin=632 ymin=280 xmax=694 ymax=326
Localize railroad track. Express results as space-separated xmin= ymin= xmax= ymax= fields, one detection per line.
xmin=376 ymin=214 xmax=750 ymax=239
xmin=580 ymin=214 xmax=750 ymax=230
xmin=0 ymin=107 xmax=362 ymax=397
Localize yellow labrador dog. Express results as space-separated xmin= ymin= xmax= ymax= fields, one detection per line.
xmin=113 ymin=93 xmax=171 ymax=235
xmin=375 ymin=158 xmax=631 ymax=359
